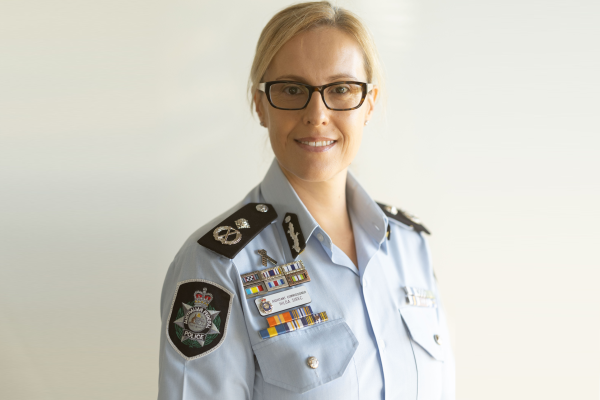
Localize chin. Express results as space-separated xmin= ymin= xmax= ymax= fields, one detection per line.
xmin=281 ymin=158 xmax=345 ymax=183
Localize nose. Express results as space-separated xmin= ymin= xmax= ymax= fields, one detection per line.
xmin=302 ymin=89 xmax=329 ymax=126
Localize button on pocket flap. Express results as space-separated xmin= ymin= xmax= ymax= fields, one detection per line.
xmin=252 ymin=319 xmax=358 ymax=393
xmin=400 ymin=307 xmax=445 ymax=361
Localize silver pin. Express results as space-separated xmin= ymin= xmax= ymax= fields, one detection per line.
xmin=235 ymin=218 xmax=250 ymax=229
xmin=257 ymin=249 xmax=278 ymax=267
xmin=256 ymin=204 xmax=269 ymax=213
xmin=384 ymin=205 xmax=398 ymax=215
xmin=285 ymin=217 xmax=301 ymax=254
xmin=213 ymin=226 xmax=242 ymax=245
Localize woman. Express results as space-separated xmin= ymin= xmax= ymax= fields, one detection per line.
xmin=158 ymin=2 xmax=454 ymax=399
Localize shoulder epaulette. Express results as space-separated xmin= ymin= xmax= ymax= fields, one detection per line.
xmin=377 ymin=202 xmax=431 ymax=235
xmin=198 ymin=203 xmax=278 ymax=259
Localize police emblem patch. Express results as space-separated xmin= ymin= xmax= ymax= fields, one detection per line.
xmin=167 ymin=279 xmax=233 ymax=360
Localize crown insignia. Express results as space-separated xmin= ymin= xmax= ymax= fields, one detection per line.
xmin=194 ymin=288 xmax=213 ymax=309
xmin=235 ymin=218 xmax=250 ymax=229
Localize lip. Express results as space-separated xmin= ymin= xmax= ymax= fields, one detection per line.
xmin=294 ymin=137 xmax=337 ymax=153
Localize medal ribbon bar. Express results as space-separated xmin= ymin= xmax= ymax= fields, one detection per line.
xmin=241 ymin=260 xmax=311 ymax=298
xmin=266 ymin=306 xmax=314 ymax=327
xmin=259 ymin=312 xmax=329 ymax=339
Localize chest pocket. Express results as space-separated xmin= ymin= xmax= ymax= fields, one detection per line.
xmin=400 ymin=306 xmax=445 ymax=399
xmin=252 ymin=319 xmax=358 ymax=395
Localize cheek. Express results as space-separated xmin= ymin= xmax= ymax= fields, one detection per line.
xmin=268 ymin=113 xmax=298 ymax=146
xmin=337 ymin=115 xmax=364 ymax=149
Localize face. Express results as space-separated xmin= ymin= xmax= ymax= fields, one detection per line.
xmin=254 ymin=27 xmax=378 ymax=183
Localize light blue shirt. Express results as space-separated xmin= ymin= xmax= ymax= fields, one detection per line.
xmin=158 ymin=159 xmax=455 ymax=399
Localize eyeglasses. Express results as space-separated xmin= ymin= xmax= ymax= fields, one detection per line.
xmin=257 ymin=81 xmax=374 ymax=111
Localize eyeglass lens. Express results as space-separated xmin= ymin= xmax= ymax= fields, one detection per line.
xmin=269 ymin=83 xmax=364 ymax=110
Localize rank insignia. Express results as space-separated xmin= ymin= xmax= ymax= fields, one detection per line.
xmin=198 ymin=203 xmax=278 ymax=259
xmin=235 ymin=218 xmax=250 ymax=229
xmin=282 ymin=213 xmax=306 ymax=259
xmin=377 ymin=202 xmax=431 ymax=235
xmin=167 ymin=279 xmax=233 ymax=360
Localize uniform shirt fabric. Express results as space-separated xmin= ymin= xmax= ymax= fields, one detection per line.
xmin=158 ymin=159 xmax=455 ymax=400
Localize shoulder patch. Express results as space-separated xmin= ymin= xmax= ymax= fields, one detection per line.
xmin=377 ymin=202 xmax=431 ymax=235
xmin=166 ymin=279 xmax=233 ymax=360
xmin=197 ymin=203 xmax=278 ymax=259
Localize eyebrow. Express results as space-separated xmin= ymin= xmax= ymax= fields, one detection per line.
xmin=274 ymin=73 xmax=360 ymax=82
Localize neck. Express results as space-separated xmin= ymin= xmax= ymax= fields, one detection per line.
xmin=278 ymin=163 xmax=350 ymax=229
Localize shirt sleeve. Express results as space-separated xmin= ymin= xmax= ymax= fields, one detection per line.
xmin=157 ymin=242 xmax=254 ymax=400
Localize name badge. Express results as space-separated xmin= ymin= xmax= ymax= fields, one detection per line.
xmin=255 ymin=287 xmax=311 ymax=317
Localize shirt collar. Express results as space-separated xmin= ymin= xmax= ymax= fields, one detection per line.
xmin=260 ymin=159 xmax=320 ymax=244
xmin=259 ymin=159 xmax=388 ymax=246
xmin=346 ymin=169 xmax=389 ymax=244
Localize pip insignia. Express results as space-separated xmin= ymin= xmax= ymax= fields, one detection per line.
xmin=198 ymin=203 xmax=278 ymax=259
xmin=377 ymin=202 xmax=431 ymax=235
xmin=167 ymin=279 xmax=233 ymax=360
xmin=282 ymin=213 xmax=306 ymax=259
xmin=257 ymin=249 xmax=277 ymax=267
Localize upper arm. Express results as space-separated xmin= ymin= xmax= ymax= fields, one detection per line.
xmin=158 ymin=244 xmax=254 ymax=400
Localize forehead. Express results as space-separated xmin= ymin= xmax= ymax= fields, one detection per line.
xmin=264 ymin=26 xmax=366 ymax=84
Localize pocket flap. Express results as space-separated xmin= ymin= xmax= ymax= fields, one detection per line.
xmin=400 ymin=307 xmax=445 ymax=361
xmin=252 ymin=319 xmax=358 ymax=393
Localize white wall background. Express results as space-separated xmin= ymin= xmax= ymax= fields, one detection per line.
xmin=1 ymin=0 xmax=598 ymax=399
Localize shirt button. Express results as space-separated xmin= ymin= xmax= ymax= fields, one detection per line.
xmin=307 ymin=356 xmax=319 ymax=369
xmin=316 ymin=233 xmax=324 ymax=242
xmin=434 ymin=334 xmax=442 ymax=345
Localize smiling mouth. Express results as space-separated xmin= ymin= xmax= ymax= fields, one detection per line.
xmin=295 ymin=140 xmax=336 ymax=147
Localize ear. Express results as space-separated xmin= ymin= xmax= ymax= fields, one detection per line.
xmin=253 ymin=90 xmax=265 ymax=122
xmin=364 ymin=86 xmax=379 ymax=121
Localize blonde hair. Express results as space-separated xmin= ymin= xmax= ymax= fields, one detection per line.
xmin=249 ymin=1 xmax=384 ymax=112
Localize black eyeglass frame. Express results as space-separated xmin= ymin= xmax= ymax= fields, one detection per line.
xmin=257 ymin=80 xmax=375 ymax=111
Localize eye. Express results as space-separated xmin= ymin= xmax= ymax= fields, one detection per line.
xmin=282 ymin=84 xmax=306 ymax=96
xmin=327 ymin=84 xmax=353 ymax=95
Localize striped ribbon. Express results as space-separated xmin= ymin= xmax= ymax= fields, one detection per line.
xmin=265 ymin=277 xmax=286 ymax=289
xmin=403 ymin=286 xmax=435 ymax=299
xmin=280 ymin=261 xmax=304 ymax=273
xmin=266 ymin=306 xmax=313 ymax=327
xmin=406 ymin=295 xmax=436 ymax=308
xmin=259 ymin=312 xmax=329 ymax=339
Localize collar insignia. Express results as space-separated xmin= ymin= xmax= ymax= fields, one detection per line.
xmin=282 ymin=213 xmax=306 ymax=259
